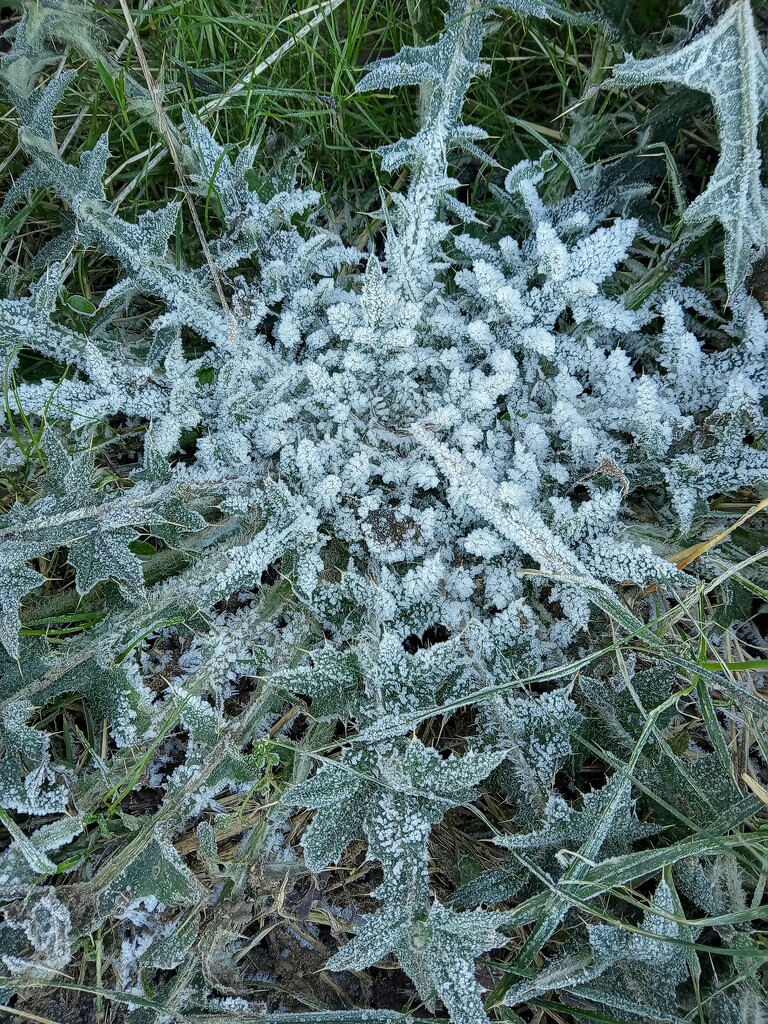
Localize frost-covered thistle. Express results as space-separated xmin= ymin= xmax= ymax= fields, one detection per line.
xmin=0 ymin=1 xmax=767 ymax=1021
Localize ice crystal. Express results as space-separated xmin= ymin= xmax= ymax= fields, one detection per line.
xmin=0 ymin=0 xmax=765 ymax=1020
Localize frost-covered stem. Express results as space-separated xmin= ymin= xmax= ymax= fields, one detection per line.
xmin=411 ymin=0 xmax=485 ymax=195
xmin=390 ymin=0 xmax=487 ymax=296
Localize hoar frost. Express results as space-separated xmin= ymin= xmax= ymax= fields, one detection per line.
xmin=0 ymin=0 xmax=766 ymax=1022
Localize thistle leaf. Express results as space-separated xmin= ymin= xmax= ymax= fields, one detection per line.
xmin=610 ymin=0 xmax=768 ymax=298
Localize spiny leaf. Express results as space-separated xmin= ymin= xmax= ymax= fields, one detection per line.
xmin=610 ymin=0 xmax=768 ymax=299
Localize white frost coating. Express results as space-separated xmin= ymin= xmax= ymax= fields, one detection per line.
xmin=0 ymin=0 xmax=766 ymax=1021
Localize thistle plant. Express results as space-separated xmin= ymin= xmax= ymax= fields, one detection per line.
xmin=0 ymin=1 xmax=766 ymax=1022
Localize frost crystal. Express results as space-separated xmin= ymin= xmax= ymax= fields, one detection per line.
xmin=0 ymin=0 xmax=765 ymax=1020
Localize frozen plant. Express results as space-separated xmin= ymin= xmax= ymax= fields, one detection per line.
xmin=0 ymin=0 xmax=766 ymax=1021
